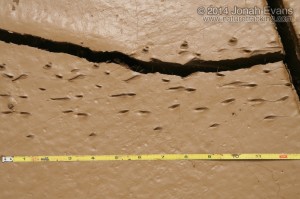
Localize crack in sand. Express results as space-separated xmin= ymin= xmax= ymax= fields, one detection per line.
xmin=266 ymin=0 xmax=300 ymax=98
xmin=0 ymin=28 xmax=283 ymax=77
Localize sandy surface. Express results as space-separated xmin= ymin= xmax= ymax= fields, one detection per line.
xmin=283 ymin=0 xmax=300 ymax=62
xmin=283 ymin=0 xmax=300 ymax=38
xmin=0 ymin=0 xmax=282 ymax=64
xmin=1 ymin=0 xmax=300 ymax=198
xmin=1 ymin=40 xmax=300 ymax=198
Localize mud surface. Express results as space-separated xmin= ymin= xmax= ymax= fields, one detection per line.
xmin=1 ymin=41 xmax=300 ymax=198
xmin=268 ymin=0 xmax=300 ymax=96
xmin=0 ymin=0 xmax=283 ymax=64
xmin=0 ymin=28 xmax=284 ymax=76
xmin=283 ymin=0 xmax=300 ymax=38
xmin=1 ymin=0 xmax=300 ymax=198
xmin=283 ymin=0 xmax=300 ymax=60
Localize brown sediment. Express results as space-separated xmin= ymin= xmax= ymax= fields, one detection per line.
xmin=168 ymin=103 xmax=180 ymax=109
xmin=0 ymin=0 xmax=284 ymax=64
xmin=89 ymin=132 xmax=96 ymax=137
xmin=0 ymin=28 xmax=284 ymax=76
xmin=0 ymin=63 xmax=6 ymax=70
xmin=50 ymin=97 xmax=70 ymax=100
xmin=62 ymin=110 xmax=73 ymax=113
xmin=2 ymin=72 xmax=14 ymax=78
xmin=110 ymin=93 xmax=136 ymax=97
xmin=76 ymin=112 xmax=89 ymax=116
xmin=118 ymin=110 xmax=129 ymax=114
xmin=19 ymin=111 xmax=31 ymax=115
xmin=267 ymin=0 xmax=300 ymax=98
xmin=0 ymin=40 xmax=300 ymax=199
xmin=2 ymin=110 xmax=14 ymax=114
xmin=0 ymin=0 xmax=300 ymax=198
xmin=12 ymin=74 xmax=28 ymax=81
xmin=68 ymin=74 xmax=85 ymax=81
xmin=153 ymin=126 xmax=163 ymax=131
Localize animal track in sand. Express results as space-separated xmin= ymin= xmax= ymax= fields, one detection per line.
xmin=89 ymin=132 xmax=97 ymax=137
xmin=221 ymin=98 xmax=236 ymax=104
xmin=153 ymin=126 xmax=163 ymax=131
xmin=50 ymin=97 xmax=70 ymax=100
xmin=180 ymin=41 xmax=189 ymax=49
xmin=167 ymin=86 xmax=196 ymax=92
xmin=68 ymin=74 xmax=86 ymax=81
xmin=262 ymin=67 xmax=284 ymax=74
xmin=228 ymin=37 xmax=238 ymax=46
xmin=71 ymin=68 xmax=80 ymax=73
xmin=194 ymin=107 xmax=209 ymax=112
xmin=248 ymin=98 xmax=267 ymax=103
xmin=275 ymin=96 xmax=289 ymax=102
xmin=0 ymin=93 xmax=10 ymax=97
xmin=123 ymin=75 xmax=141 ymax=82
xmin=75 ymin=94 xmax=84 ymax=98
xmin=167 ymin=86 xmax=185 ymax=91
xmin=118 ymin=110 xmax=129 ymax=114
xmin=2 ymin=73 xmax=14 ymax=78
xmin=185 ymin=87 xmax=196 ymax=92
xmin=168 ymin=103 xmax=180 ymax=109
xmin=137 ymin=110 xmax=151 ymax=115
xmin=142 ymin=46 xmax=149 ymax=53
xmin=110 ymin=93 xmax=136 ymax=97
xmin=43 ymin=62 xmax=52 ymax=69
xmin=162 ymin=78 xmax=170 ymax=82
xmin=216 ymin=72 xmax=226 ymax=77
xmin=55 ymin=74 xmax=63 ymax=79
xmin=76 ymin=112 xmax=89 ymax=116
xmin=270 ymin=82 xmax=293 ymax=87
xmin=209 ymin=123 xmax=220 ymax=128
xmin=19 ymin=111 xmax=31 ymax=115
xmin=62 ymin=110 xmax=73 ymax=113
xmin=263 ymin=115 xmax=287 ymax=120
xmin=7 ymin=103 xmax=14 ymax=110
xmin=12 ymin=74 xmax=28 ymax=82
xmin=2 ymin=111 xmax=14 ymax=114
xmin=0 ymin=63 xmax=6 ymax=70
xmin=221 ymin=81 xmax=257 ymax=88
xmin=248 ymin=96 xmax=289 ymax=104
xmin=26 ymin=134 xmax=34 ymax=138
xmin=92 ymin=64 xmax=100 ymax=69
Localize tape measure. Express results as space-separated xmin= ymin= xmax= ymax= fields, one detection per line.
xmin=2 ymin=154 xmax=300 ymax=163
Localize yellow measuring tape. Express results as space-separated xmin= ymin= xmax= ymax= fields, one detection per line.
xmin=2 ymin=154 xmax=300 ymax=163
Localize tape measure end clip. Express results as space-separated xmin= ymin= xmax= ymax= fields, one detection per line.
xmin=1 ymin=156 xmax=13 ymax=163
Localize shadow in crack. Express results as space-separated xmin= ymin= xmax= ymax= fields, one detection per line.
xmin=266 ymin=0 xmax=300 ymax=98
xmin=0 ymin=28 xmax=283 ymax=77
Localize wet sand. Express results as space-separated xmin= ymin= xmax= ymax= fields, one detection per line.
xmin=0 ymin=0 xmax=282 ymax=63
xmin=1 ymin=0 xmax=300 ymax=198
xmin=283 ymin=0 xmax=300 ymax=38
xmin=283 ymin=0 xmax=300 ymax=59
xmin=1 ymin=41 xmax=300 ymax=198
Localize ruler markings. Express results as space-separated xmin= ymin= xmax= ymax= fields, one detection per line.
xmin=2 ymin=154 xmax=300 ymax=163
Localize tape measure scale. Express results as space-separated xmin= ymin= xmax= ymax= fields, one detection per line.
xmin=2 ymin=154 xmax=300 ymax=163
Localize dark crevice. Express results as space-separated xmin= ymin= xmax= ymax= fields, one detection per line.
xmin=0 ymin=28 xmax=283 ymax=77
xmin=266 ymin=0 xmax=300 ymax=98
